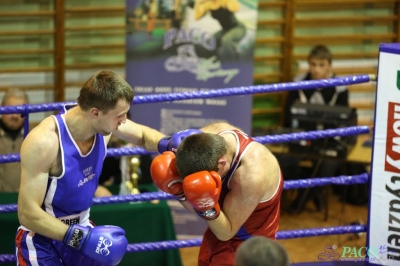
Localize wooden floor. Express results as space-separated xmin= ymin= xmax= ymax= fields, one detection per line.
xmin=178 ymin=187 xmax=369 ymax=265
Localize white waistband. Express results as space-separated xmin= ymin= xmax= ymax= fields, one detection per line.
xmin=19 ymin=210 xmax=90 ymax=232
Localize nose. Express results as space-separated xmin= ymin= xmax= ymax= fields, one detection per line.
xmin=120 ymin=114 xmax=127 ymax=124
xmin=311 ymin=67 xmax=322 ymax=77
xmin=9 ymin=113 xmax=22 ymax=119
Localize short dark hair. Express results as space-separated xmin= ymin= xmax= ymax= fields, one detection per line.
xmin=235 ymin=236 xmax=290 ymax=266
xmin=175 ymin=133 xmax=227 ymax=178
xmin=308 ymin=45 xmax=332 ymax=64
xmin=77 ymin=70 xmax=134 ymax=114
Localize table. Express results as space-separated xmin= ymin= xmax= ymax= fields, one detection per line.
xmin=0 ymin=184 xmax=182 ymax=266
xmin=267 ymin=134 xmax=372 ymax=221
xmin=345 ymin=134 xmax=372 ymax=165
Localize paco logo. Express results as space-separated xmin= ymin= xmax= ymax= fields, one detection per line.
xmin=385 ymin=102 xmax=400 ymax=174
xmin=318 ymin=245 xmax=340 ymax=261
xmin=318 ymin=244 xmax=391 ymax=262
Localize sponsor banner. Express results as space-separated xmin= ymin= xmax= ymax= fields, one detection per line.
xmin=125 ymin=0 xmax=259 ymax=134
xmin=368 ymin=43 xmax=400 ymax=265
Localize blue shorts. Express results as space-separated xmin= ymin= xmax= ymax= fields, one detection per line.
xmin=15 ymin=229 xmax=105 ymax=266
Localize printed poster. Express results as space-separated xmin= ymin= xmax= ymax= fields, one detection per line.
xmin=368 ymin=43 xmax=400 ymax=265
xmin=126 ymin=0 xmax=259 ymax=134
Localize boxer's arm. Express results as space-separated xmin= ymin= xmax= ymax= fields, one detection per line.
xmin=18 ymin=118 xmax=69 ymax=241
xmin=94 ymin=185 xmax=113 ymax=198
xmin=113 ymin=119 xmax=166 ymax=152
xmin=205 ymin=149 xmax=276 ymax=241
xmin=180 ymin=200 xmax=197 ymax=212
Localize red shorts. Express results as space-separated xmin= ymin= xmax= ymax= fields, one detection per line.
xmin=198 ymin=228 xmax=242 ymax=266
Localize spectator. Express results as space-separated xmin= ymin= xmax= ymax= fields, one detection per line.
xmin=0 ymin=88 xmax=29 ymax=192
xmin=282 ymin=45 xmax=349 ymax=214
xmin=235 ymin=236 xmax=290 ymax=266
xmin=284 ymin=45 xmax=348 ymax=127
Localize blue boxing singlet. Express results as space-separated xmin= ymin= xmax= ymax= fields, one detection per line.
xmin=41 ymin=113 xmax=107 ymax=226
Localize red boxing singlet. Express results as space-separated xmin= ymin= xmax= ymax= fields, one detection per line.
xmin=198 ymin=129 xmax=284 ymax=266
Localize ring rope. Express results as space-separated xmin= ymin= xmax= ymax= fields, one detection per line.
xmin=126 ymin=224 xmax=366 ymax=252
xmin=0 ymin=125 xmax=370 ymax=164
xmin=131 ymin=74 xmax=372 ymax=104
xmin=0 ymin=74 xmax=372 ymax=115
xmin=0 ymin=224 xmax=366 ymax=264
xmin=282 ymin=173 xmax=369 ymax=189
xmin=252 ymin=126 xmax=369 ymax=144
xmin=0 ymin=173 xmax=368 ymax=214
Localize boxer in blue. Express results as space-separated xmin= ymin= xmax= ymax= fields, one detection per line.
xmin=16 ymin=70 xmax=167 ymax=266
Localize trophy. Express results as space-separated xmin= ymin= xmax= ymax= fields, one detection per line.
xmin=125 ymin=155 xmax=141 ymax=195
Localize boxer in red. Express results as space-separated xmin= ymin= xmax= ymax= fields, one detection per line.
xmin=151 ymin=122 xmax=283 ymax=266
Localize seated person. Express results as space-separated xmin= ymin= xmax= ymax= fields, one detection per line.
xmin=280 ymin=45 xmax=349 ymax=213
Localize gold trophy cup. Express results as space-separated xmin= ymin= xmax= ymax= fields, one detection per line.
xmin=125 ymin=156 xmax=141 ymax=195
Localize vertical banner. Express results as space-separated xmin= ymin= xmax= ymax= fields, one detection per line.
xmin=368 ymin=43 xmax=400 ymax=265
xmin=126 ymin=0 xmax=258 ymax=134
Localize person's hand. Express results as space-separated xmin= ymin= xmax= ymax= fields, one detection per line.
xmin=183 ymin=171 xmax=222 ymax=220
xmin=150 ymin=151 xmax=186 ymax=201
xmin=63 ymin=224 xmax=128 ymax=266
xmin=158 ymin=129 xmax=202 ymax=153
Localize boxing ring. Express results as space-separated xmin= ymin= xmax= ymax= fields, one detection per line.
xmin=0 ymin=43 xmax=398 ymax=265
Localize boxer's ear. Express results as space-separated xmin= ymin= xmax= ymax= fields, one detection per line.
xmin=90 ymin=108 xmax=100 ymax=119
xmin=218 ymin=159 xmax=226 ymax=167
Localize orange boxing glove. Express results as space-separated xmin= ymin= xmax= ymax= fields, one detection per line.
xmin=150 ymin=151 xmax=186 ymax=201
xmin=183 ymin=171 xmax=222 ymax=220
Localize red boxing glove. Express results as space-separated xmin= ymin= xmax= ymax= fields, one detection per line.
xmin=183 ymin=171 xmax=222 ymax=220
xmin=150 ymin=151 xmax=186 ymax=201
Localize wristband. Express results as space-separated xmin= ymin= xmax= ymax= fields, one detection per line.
xmin=63 ymin=225 xmax=90 ymax=250
xmin=194 ymin=208 xmax=220 ymax=220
